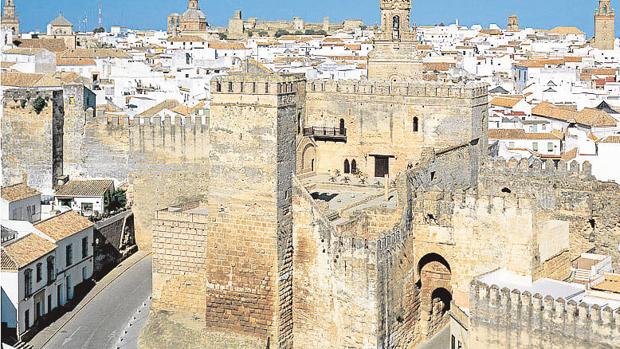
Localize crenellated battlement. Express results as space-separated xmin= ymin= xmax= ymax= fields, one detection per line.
xmin=412 ymin=188 xmax=534 ymax=226
xmin=104 ymin=114 xmax=208 ymax=129
xmin=470 ymin=279 xmax=620 ymax=345
xmin=306 ymin=79 xmax=488 ymax=99
xmin=482 ymin=157 xmax=593 ymax=178
xmin=212 ymin=72 xmax=306 ymax=96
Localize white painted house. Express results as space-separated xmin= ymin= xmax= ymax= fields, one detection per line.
xmin=54 ymin=180 xmax=115 ymax=217
xmin=1 ymin=211 xmax=93 ymax=341
xmin=1 ymin=183 xmax=41 ymax=223
xmin=0 ymin=48 xmax=56 ymax=73
xmin=488 ymin=128 xmax=563 ymax=159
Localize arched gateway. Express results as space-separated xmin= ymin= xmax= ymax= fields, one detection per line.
xmin=417 ymin=253 xmax=452 ymax=339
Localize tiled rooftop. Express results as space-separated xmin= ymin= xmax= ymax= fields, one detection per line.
xmin=55 ymin=180 xmax=114 ymax=197
xmin=35 ymin=210 xmax=94 ymax=242
xmin=1 ymin=183 xmax=40 ymax=202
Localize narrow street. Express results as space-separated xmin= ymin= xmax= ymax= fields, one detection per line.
xmin=38 ymin=256 xmax=152 ymax=349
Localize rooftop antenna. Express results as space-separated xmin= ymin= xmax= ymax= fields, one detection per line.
xmin=98 ymin=1 xmax=104 ymax=30
xmin=82 ymin=13 xmax=88 ymax=32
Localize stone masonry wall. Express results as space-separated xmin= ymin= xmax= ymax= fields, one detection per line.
xmin=1 ymin=89 xmax=64 ymax=195
xmin=192 ymin=72 xmax=304 ymax=348
xmin=96 ymin=114 xmax=210 ymax=250
xmin=304 ymin=80 xmax=488 ymax=177
xmin=469 ymin=280 xmax=620 ymax=348
xmin=151 ymin=208 xmax=209 ymax=314
xmin=478 ymin=158 xmax=620 ymax=270
xmin=292 ymin=177 xmax=381 ymax=349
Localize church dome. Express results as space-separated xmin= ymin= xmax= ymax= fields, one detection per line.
xmin=182 ymin=8 xmax=206 ymax=20
xmin=50 ymin=14 xmax=72 ymax=27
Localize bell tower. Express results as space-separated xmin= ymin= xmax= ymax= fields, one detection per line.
xmin=368 ymin=0 xmax=422 ymax=81
xmin=379 ymin=0 xmax=415 ymax=42
xmin=594 ymin=0 xmax=615 ymax=50
xmin=188 ymin=0 xmax=199 ymax=10
xmin=1 ymin=0 xmax=19 ymax=34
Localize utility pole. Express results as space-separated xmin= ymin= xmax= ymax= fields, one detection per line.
xmin=98 ymin=1 xmax=104 ymax=31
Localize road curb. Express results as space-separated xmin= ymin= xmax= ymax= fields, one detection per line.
xmin=30 ymin=251 xmax=152 ymax=349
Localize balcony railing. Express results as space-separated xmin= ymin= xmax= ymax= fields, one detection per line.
xmin=303 ymin=127 xmax=347 ymax=142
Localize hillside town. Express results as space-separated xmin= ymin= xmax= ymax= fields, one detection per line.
xmin=1 ymin=0 xmax=619 ymax=348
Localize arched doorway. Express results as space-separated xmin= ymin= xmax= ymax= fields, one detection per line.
xmin=344 ymin=159 xmax=350 ymax=174
xmin=300 ymin=143 xmax=316 ymax=174
xmin=417 ymin=253 xmax=452 ymax=340
xmin=339 ymin=118 xmax=345 ymax=135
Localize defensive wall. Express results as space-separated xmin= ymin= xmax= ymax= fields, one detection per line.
xmin=303 ymin=80 xmax=488 ymax=177
xmin=1 ymin=89 xmax=64 ymax=195
xmin=469 ymin=280 xmax=620 ymax=348
xmin=479 ymin=158 xmax=620 ymax=270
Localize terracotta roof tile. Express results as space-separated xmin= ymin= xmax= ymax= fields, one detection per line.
xmin=2 ymin=48 xmax=49 ymax=55
xmin=18 ymin=38 xmax=67 ymax=53
xmin=490 ymin=96 xmax=524 ymax=108
xmin=599 ymin=135 xmax=620 ymax=144
xmin=137 ymin=100 xmax=181 ymax=117
xmin=2 ymin=234 xmax=56 ymax=269
xmin=0 ymin=249 xmax=18 ymax=271
xmin=57 ymin=57 xmax=97 ymax=66
xmin=532 ymin=102 xmax=618 ymax=128
xmin=207 ymin=41 xmax=247 ymax=50
xmin=34 ymin=211 xmax=93 ymax=242
xmin=488 ymin=129 xmax=561 ymax=140
xmin=548 ymin=26 xmax=584 ymax=36
xmin=591 ymin=273 xmax=620 ymax=294
xmin=55 ymin=180 xmax=114 ymax=197
xmin=1 ymin=183 xmax=40 ymax=202
xmin=561 ymin=147 xmax=578 ymax=161
xmin=59 ymin=48 xmax=131 ymax=59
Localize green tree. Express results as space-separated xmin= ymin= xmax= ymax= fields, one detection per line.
xmin=32 ymin=96 xmax=47 ymax=114
xmin=275 ymin=29 xmax=289 ymax=38
xmin=109 ymin=189 xmax=127 ymax=211
xmin=93 ymin=27 xmax=105 ymax=33
xmin=218 ymin=33 xmax=228 ymax=40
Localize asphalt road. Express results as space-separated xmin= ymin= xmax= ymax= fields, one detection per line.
xmin=41 ymin=256 xmax=152 ymax=349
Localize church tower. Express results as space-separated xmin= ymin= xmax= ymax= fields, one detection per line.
xmin=368 ymin=0 xmax=423 ymax=82
xmin=507 ymin=15 xmax=519 ymax=32
xmin=188 ymin=0 xmax=199 ymax=10
xmin=378 ymin=0 xmax=415 ymax=41
xmin=594 ymin=0 xmax=615 ymax=50
xmin=1 ymin=0 xmax=20 ymax=34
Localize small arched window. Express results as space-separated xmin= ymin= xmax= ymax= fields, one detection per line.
xmin=413 ymin=117 xmax=419 ymax=132
xmin=392 ymin=15 xmax=401 ymax=40
xmin=339 ymin=118 xmax=345 ymax=135
xmin=351 ymin=159 xmax=357 ymax=174
xmin=344 ymin=159 xmax=350 ymax=174
xmin=216 ymin=81 xmax=222 ymax=92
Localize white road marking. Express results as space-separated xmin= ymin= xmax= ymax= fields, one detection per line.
xmin=61 ymin=326 xmax=81 ymax=346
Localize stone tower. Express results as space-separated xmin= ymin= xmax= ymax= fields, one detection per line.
xmin=227 ymin=9 xmax=244 ymax=39
xmin=367 ymin=0 xmax=423 ymax=81
xmin=203 ymin=68 xmax=306 ymax=348
xmin=507 ymin=15 xmax=519 ymax=32
xmin=188 ymin=0 xmax=199 ymax=10
xmin=594 ymin=0 xmax=615 ymax=50
xmin=378 ymin=0 xmax=414 ymax=41
xmin=1 ymin=0 xmax=19 ymax=34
